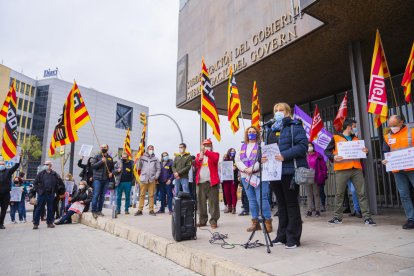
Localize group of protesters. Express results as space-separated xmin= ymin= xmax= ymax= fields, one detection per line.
xmin=0 ymin=102 xmax=413 ymax=250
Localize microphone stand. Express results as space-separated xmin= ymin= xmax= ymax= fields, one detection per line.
xmin=243 ymin=128 xmax=273 ymax=253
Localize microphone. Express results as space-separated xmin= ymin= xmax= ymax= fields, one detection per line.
xmin=261 ymin=118 xmax=275 ymax=128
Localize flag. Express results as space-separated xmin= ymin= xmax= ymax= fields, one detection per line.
xmin=133 ymin=122 xmax=146 ymax=180
xmin=123 ymin=128 xmax=132 ymax=160
xmin=0 ymin=89 xmax=12 ymax=123
xmin=227 ymin=66 xmax=241 ymax=133
xmin=402 ymin=42 xmax=414 ymax=103
xmin=201 ymin=58 xmax=221 ymax=141
xmin=251 ymin=81 xmax=261 ymax=129
xmin=49 ymin=88 xmax=78 ymax=156
xmin=1 ymin=82 xmax=18 ymax=160
xmin=333 ymin=92 xmax=348 ymax=132
xmin=309 ymin=105 xmax=323 ymax=142
xmin=367 ymin=30 xmax=390 ymax=128
xmin=72 ymin=81 xmax=91 ymax=129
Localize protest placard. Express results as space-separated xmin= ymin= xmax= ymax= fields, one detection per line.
xmin=262 ymin=143 xmax=282 ymax=181
xmin=385 ymin=148 xmax=414 ymax=172
xmin=337 ymin=140 xmax=366 ymax=159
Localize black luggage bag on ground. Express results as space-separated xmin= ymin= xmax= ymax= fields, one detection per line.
xmin=172 ymin=191 xmax=197 ymax=242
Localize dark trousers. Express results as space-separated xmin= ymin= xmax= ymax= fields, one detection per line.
xmin=92 ymin=180 xmax=108 ymax=212
xmin=0 ymin=193 xmax=10 ymax=225
xmin=159 ymin=182 xmax=173 ymax=212
xmin=33 ymin=193 xmax=55 ymax=225
xmin=274 ymin=175 xmax=302 ymax=246
xmin=319 ymin=185 xmax=326 ymax=207
xmin=59 ymin=210 xmax=75 ymax=224
xmin=241 ymin=185 xmax=249 ymax=212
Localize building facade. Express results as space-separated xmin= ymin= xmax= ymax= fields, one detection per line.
xmin=176 ymin=0 xmax=414 ymax=212
xmin=0 ymin=64 xmax=148 ymax=179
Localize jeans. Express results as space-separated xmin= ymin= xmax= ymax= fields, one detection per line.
xmin=33 ymin=193 xmax=55 ymax=225
xmin=18 ymin=198 xmax=26 ymax=220
xmin=241 ymin=178 xmax=271 ymax=220
xmin=0 ymin=193 xmax=10 ymax=225
xmin=159 ymin=181 xmax=173 ymax=212
xmin=10 ymin=199 xmax=25 ymax=221
xmin=348 ymin=181 xmax=361 ymax=212
xmin=393 ymin=171 xmax=414 ymax=221
xmin=174 ymin=178 xmax=189 ymax=194
xmin=274 ymin=175 xmax=302 ymax=246
xmin=132 ymin=184 xmax=139 ymax=205
xmin=116 ymin=181 xmax=132 ymax=212
xmin=92 ymin=180 xmax=108 ymax=212
xmin=319 ymin=185 xmax=326 ymax=207
xmin=59 ymin=210 xmax=76 ymax=224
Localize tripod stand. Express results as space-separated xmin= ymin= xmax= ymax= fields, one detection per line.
xmin=243 ymin=139 xmax=273 ymax=253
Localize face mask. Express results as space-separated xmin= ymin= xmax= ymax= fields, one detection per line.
xmin=163 ymin=156 xmax=169 ymax=161
xmin=247 ymin=133 xmax=257 ymax=140
xmin=274 ymin=111 xmax=285 ymax=122
xmin=390 ymin=126 xmax=401 ymax=134
xmin=79 ymin=185 xmax=86 ymax=190
xmin=42 ymin=165 xmax=49 ymax=171
xmin=13 ymin=181 xmax=19 ymax=184
xmin=148 ymin=150 xmax=154 ymax=155
xmin=65 ymin=178 xmax=70 ymax=181
xmin=308 ymin=146 xmax=314 ymax=152
xmin=101 ymin=149 xmax=108 ymax=154
xmin=204 ymin=146 xmax=212 ymax=151
xmin=122 ymin=158 xmax=127 ymax=161
xmin=230 ymin=152 xmax=236 ymax=157
xmin=179 ymin=148 xmax=184 ymax=154
xmin=352 ymin=128 xmax=358 ymax=134
xmin=0 ymin=165 xmax=5 ymax=171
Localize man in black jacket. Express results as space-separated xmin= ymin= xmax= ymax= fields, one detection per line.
xmin=0 ymin=157 xmax=21 ymax=229
xmin=32 ymin=160 xmax=65 ymax=229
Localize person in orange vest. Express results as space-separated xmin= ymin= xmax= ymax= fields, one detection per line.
xmin=324 ymin=118 xmax=376 ymax=225
xmin=382 ymin=115 xmax=414 ymax=230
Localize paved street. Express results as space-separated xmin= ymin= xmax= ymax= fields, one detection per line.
xmin=0 ymin=222 xmax=199 ymax=276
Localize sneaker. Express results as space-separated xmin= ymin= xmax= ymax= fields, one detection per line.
xmin=328 ymin=217 xmax=342 ymax=224
xmin=116 ymin=210 xmax=121 ymax=215
xmin=306 ymin=211 xmax=312 ymax=217
xmin=315 ymin=211 xmax=321 ymax=217
xmin=92 ymin=212 xmax=98 ymax=219
xmin=364 ymin=218 xmax=377 ymax=226
xmin=272 ymin=238 xmax=286 ymax=245
xmin=403 ymin=220 xmax=414 ymax=230
xmin=285 ymin=244 xmax=297 ymax=249
xmin=33 ymin=224 xmax=39 ymax=230
xmin=156 ymin=210 xmax=165 ymax=214
xmin=239 ymin=210 xmax=249 ymax=216
xmin=125 ymin=211 xmax=130 ymax=215
xmin=47 ymin=224 xmax=55 ymax=228
xmin=0 ymin=225 xmax=5 ymax=229
xmin=134 ymin=210 xmax=143 ymax=216
xmin=149 ymin=210 xmax=156 ymax=216
xmin=97 ymin=211 xmax=104 ymax=217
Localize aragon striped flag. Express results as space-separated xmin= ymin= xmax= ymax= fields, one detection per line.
xmin=49 ymin=86 xmax=78 ymax=156
xmin=72 ymin=81 xmax=91 ymax=130
xmin=251 ymin=81 xmax=261 ymax=129
xmin=227 ymin=66 xmax=241 ymax=133
xmin=133 ymin=120 xmax=146 ymax=180
xmin=1 ymin=81 xmax=18 ymax=160
xmin=401 ymin=42 xmax=414 ymax=103
xmin=123 ymin=128 xmax=132 ymax=160
xmin=201 ymin=58 xmax=221 ymax=141
xmin=0 ymin=89 xmax=12 ymax=123
xmin=367 ymin=30 xmax=390 ymax=128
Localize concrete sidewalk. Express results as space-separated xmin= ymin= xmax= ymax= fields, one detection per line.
xmin=79 ymin=204 xmax=414 ymax=276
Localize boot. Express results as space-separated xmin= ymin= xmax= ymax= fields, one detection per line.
xmin=224 ymin=206 xmax=231 ymax=213
xmin=246 ymin=219 xmax=262 ymax=232
xmin=265 ymin=219 xmax=273 ymax=233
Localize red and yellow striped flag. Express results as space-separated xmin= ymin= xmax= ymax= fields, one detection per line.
xmin=227 ymin=66 xmax=241 ymax=133
xmin=49 ymin=85 xmax=78 ymax=156
xmin=367 ymin=30 xmax=390 ymax=128
xmin=402 ymin=42 xmax=414 ymax=103
xmin=1 ymin=81 xmax=18 ymax=160
xmin=0 ymin=89 xmax=12 ymax=123
xmin=123 ymin=128 xmax=132 ymax=160
xmin=73 ymin=81 xmax=91 ymax=130
xmin=251 ymin=81 xmax=261 ymax=129
xmin=133 ymin=118 xmax=147 ymax=179
xmin=201 ymin=58 xmax=221 ymax=141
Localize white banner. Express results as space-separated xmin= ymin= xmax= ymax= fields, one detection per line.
xmin=385 ymin=147 xmax=414 ymax=172
xmin=79 ymin=144 xmax=93 ymax=157
xmin=220 ymin=161 xmax=234 ymax=181
xmin=337 ymin=140 xmax=366 ymax=159
xmin=10 ymin=187 xmax=23 ymax=202
xmin=261 ymin=143 xmax=282 ymax=181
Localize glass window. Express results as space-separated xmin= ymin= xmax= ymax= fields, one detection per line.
xmin=115 ymin=103 xmax=133 ymax=130
xmin=27 ymin=117 xmax=32 ymax=129
xmin=28 ymin=101 xmax=34 ymax=113
xmin=25 ymin=85 xmax=30 ymax=95
xmin=30 ymin=86 xmax=35 ymax=96
xmin=18 ymin=99 xmax=23 ymax=110
xmin=20 ymin=82 xmax=25 ymax=93
xmin=15 ymin=80 xmax=20 ymax=91
xmin=9 ymin=78 xmax=14 ymax=87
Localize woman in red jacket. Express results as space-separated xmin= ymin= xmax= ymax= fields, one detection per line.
xmin=195 ymin=139 xmax=220 ymax=229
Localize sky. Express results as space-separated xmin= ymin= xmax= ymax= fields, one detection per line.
xmin=0 ymin=0 xmax=247 ymax=158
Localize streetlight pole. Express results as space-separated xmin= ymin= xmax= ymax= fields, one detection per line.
xmin=146 ymin=113 xmax=184 ymax=143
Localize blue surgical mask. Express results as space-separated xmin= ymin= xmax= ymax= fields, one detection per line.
xmin=163 ymin=156 xmax=169 ymax=161
xmin=0 ymin=165 xmax=5 ymax=171
xmin=230 ymin=151 xmax=236 ymax=157
xmin=247 ymin=133 xmax=257 ymax=140
xmin=274 ymin=111 xmax=285 ymax=122
xmin=352 ymin=127 xmax=358 ymax=134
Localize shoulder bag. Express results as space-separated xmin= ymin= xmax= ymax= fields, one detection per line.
xmin=291 ymin=125 xmax=315 ymax=185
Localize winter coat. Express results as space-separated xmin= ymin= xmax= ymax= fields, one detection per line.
xmin=278 ymin=117 xmax=308 ymax=175
xmin=70 ymin=187 xmax=92 ymax=212
xmin=159 ymin=160 xmax=174 ymax=183
xmin=195 ymin=150 xmax=220 ymax=186
xmin=114 ymin=160 xmax=135 ymax=185
xmin=91 ymin=154 xmax=115 ymax=181
xmin=78 ymin=159 xmax=93 ymax=186
xmin=0 ymin=161 xmax=20 ymax=194
xmin=138 ymin=153 xmax=161 ymax=184
xmin=172 ymin=152 xmax=192 ymax=179
xmin=33 ymin=170 xmax=65 ymax=196
xmin=307 ymin=152 xmax=328 ymax=185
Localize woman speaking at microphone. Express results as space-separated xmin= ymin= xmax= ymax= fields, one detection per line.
xmin=262 ymin=103 xmax=308 ymax=249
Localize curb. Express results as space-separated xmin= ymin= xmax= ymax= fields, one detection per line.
xmin=79 ymin=212 xmax=269 ymax=276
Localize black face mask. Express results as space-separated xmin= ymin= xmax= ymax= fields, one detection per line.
xmin=101 ymin=149 xmax=108 ymax=154
xmin=13 ymin=181 xmax=19 ymax=184
xmin=122 ymin=158 xmax=127 ymax=162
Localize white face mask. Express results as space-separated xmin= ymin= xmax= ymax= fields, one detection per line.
xmin=148 ymin=150 xmax=154 ymax=155
xmin=204 ymin=146 xmax=212 ymax=151
xmin=79 ymin=185 xmax=86 ymax=190
xmin=390 ymin=126 xmax=401 ymax=134
xmin=308 ymin=146 xmax=314 ymax=152
xmin=179 ymin=148 xmax=184 ymax=154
